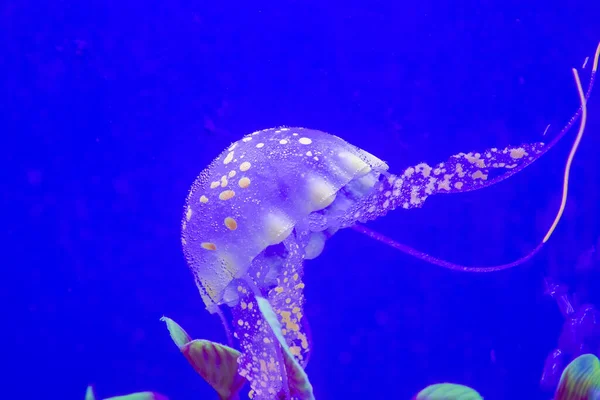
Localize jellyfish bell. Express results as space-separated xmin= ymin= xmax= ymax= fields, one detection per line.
xmin=182 ymin=128 xmax=389 ymax=398
xmin=181 ymin=43 xmax=600 ymax=399
xmin=182 ymin=128 xmax=389 ymax=308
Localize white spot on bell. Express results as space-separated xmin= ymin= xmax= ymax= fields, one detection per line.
xmin=240 ymin=161 xmax=251 ymax=172
xmin=224 ymin=151 xmax=234 ymax=165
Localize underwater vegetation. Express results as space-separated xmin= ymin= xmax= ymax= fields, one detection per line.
xmin=84 ymin=385 xmax=167 ymax=400
xmin=86 ymin=44 xmax=600 ymax=399
xmin=541 ymin=237 xmax=600 ymax=392
xmin=84 ymin=316 xmax=600 ymax=400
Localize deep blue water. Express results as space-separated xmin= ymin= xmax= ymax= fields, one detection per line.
xmin=6 ymin=0 xmax=600 ymax=399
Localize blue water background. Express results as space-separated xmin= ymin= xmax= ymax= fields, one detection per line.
xmin=6 ymin=1 xmax=600 ymax=399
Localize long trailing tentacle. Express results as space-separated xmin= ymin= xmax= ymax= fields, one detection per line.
xmin=215 ymin=305 xmax=234 ymax=347
xmin=353 ymin=42 xmax=599 ymax=273
xmin=353 ymin=224 xmax=544 ymax=272
xmin=542 ymin=59 xmax=594 ymax=243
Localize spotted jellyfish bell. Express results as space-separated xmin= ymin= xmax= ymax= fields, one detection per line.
xmin=182 ymin=127 xmax=393 ymax=399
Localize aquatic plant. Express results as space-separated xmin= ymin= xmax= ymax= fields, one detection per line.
xmin=541 ymin=238 xmax=600 ymax=392
xmin=158 ymin=317 xmax=599 ymax=400
xmin=412 ymin=383 xmax=483 ymax=400
xmin=83 ymin=385 xmax=167 ymax=400
xmin=83 ymin=313 xmax=600 ymax=399
xmin=411 ymin=354 xmax=600 ymax=400
xmin=554 ymin=353 xmax=600 ymax=399
xmin=161 ymin=316 xmax=313 ymax=400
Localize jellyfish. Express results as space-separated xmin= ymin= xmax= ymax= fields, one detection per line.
xmin=181 ymin=44 xmax=599 ymax=399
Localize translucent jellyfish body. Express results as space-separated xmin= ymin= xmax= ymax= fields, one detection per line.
xmin=180 ymin=128 xmax=549 ymax=399
xmin=182 ymin=128 xmax=390 ymax=398
xmin=181 ymin=44 xmax=599 ymax=400
xmin=182 ymin=128 xmax=389 ymax=312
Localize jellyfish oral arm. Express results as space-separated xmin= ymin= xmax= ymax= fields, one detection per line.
xmin=255 ymin=296 xmax=315 ymax=400
xmin=351 ymin=42 xmax=599 ymax=272
xmin=431 ymin=41 xmax=599 ymax=196
xmin=256 ymin=296 xmax=307 ymax=373
xmin=230 ymin=283 xmax=292 ymax=400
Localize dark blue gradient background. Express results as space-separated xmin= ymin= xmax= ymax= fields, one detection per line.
xmin=5 ymin=1 xmax=600 ymax=399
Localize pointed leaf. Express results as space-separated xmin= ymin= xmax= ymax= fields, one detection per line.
xmin=160 ymin=316 xmax=192 ymax=349
xmin=182 ymin=339 xmax=245 ymax=400
xmin=85 ymin=386 xmax=97 ymax=400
